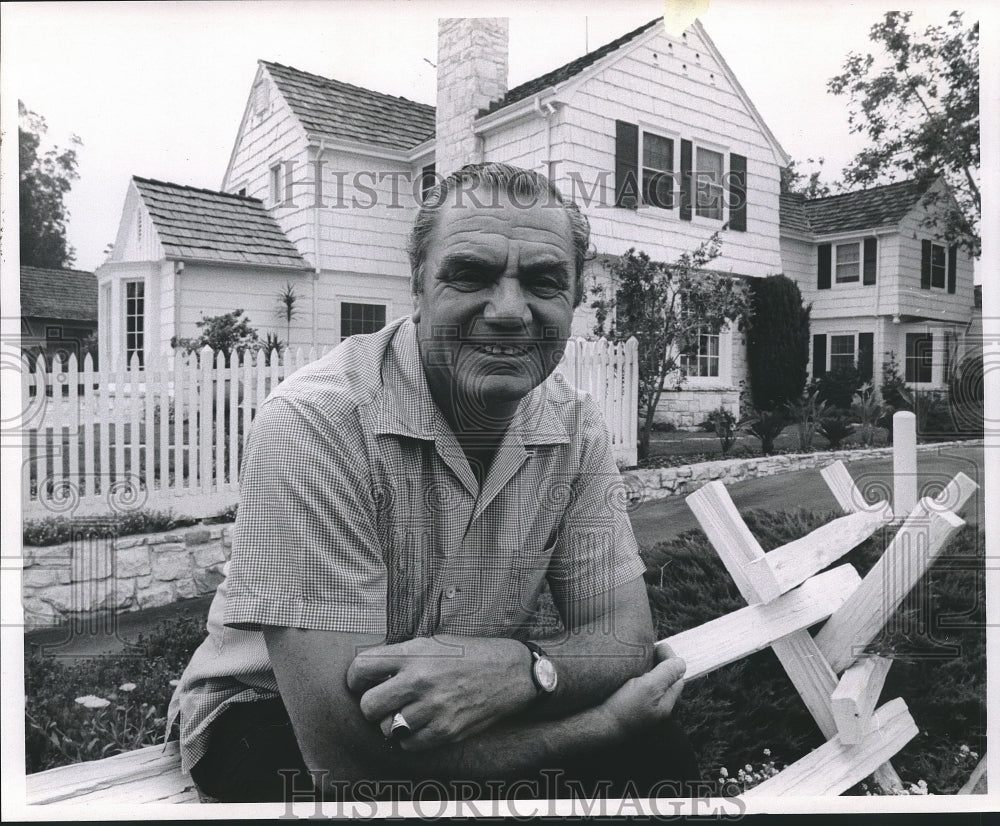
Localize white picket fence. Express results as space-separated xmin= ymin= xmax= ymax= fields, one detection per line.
xmin=22 ymin=337 xmax=637 ymax=520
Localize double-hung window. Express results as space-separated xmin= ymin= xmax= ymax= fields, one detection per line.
xmin=835 ymin=243 xmax=860 ymax=283
xmin=681 ymin=329 xmax=720 ymax=378
xmin=905 ymin=333 xmax=933 ymax=383
xmin=829 ymin=334 xmax=855 ymax=372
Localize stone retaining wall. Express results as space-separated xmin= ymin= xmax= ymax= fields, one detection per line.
xmin=22 ymin=525 xmax=231 ymax=629
xmin=620 ymin=439 xmax=982 ymax=505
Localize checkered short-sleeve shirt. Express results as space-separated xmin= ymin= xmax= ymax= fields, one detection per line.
xmin=167 ymin=317 xmax=644 ymax=772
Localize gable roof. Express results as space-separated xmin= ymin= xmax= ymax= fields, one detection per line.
xmin=483 ymin=18 xmax=659 ymax=115
xmin=781 ymin=179 xmax=932 ymax=237
xmin=262 ymin=61 xmax=436 ymax=152
xmin=132 ymin=177 xmax=308 ymax=269
xmin=21 ymin=266 xmax=97 ymax=321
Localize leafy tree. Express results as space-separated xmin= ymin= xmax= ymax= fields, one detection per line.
xmin=19 ymin=101 xmax=82 ymax=269
xmin=828 ymin=12 xmax=980 ymax=257
xmin=780 ymin=157 xmax=832 ymax=198
xmin=171 ymin=310 xmax=261 ymax=362
xmin=591 ymin=235 xmax=751 ymax=461
xmin=745 ymin=275 xmax=810 ymax=410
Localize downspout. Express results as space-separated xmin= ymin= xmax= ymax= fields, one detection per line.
xmin=534 ymin=96 xmax=556 ymax=179
xmin=312 ymin=139 xmax=326 ymax=350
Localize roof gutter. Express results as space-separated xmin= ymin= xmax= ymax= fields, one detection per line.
xmin=473 ymin=88 xmax=562 ymax=136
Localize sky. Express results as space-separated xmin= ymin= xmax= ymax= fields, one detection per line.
xmin=0 ymin=0 xmax=989 ymax=273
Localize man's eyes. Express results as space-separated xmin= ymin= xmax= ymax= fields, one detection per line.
xmin=444 ymin=269 xmax=567 ymax=296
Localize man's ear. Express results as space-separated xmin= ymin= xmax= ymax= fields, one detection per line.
xmin=411 ymin=293 xmax=421 ymax=324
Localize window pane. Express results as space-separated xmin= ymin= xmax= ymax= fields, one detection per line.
xmin=905 ymin=333 xmax=933 ymax=383
xmin=835 ymin=243 xmax=860 ymax=283
xmin=681 ymin=329 xmax=720 ymax=377
xmin=931 ymin=244 xmax=946 ymax=288
xmin=643 ymin=133 xmax=673 ymax=171
xmin=341 ymin=302 xmax=386 ymax=341
xmin=695 ymin=148 xmax=723 ymax=219
xmin=642 ymin=133 xmax=673 ymax=210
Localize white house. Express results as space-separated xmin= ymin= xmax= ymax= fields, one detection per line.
xmin=779 ymin=178 xmax=976 ymax=392
xmin=99 ymin=17 xmax=795 ymax=425
xmin=97 ymin=177 xmax=311 ymax=368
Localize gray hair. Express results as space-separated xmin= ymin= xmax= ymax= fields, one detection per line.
xmin=407 ymin=162 xmax=591 ymax=307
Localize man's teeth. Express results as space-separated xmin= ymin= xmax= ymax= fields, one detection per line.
xmin=480 ymin=344 xmax=525 ymax=356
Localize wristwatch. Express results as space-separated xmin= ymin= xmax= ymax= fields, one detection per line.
xmin=523 ymin=640 xmax=558 ymax=697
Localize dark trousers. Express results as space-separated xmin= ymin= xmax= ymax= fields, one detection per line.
xmin=190 ymin=698 xmax=702 ymax=803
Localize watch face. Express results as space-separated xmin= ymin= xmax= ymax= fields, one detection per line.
xmin=533 ymin=656 xmax=558 ymax=693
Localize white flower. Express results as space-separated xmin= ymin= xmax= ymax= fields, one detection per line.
xmin=960 ymin=744 xmax=970 ymax=754
xmin=74 ymin=695 xmax=110 ymax=709
xmin=719 ymin=767 xmax=728 ymax=778
xmin=119 ymin=682 xmax=137 ymax=692
xmin=763 ymin=748 xmax=771 ymax=757
xmin=169 ymin=679 xmax=180 ymax=687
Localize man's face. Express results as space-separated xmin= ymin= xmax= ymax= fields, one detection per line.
xmin=413 ymin=187 xmax=576 ymax=421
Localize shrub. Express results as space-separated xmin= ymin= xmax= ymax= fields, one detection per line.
xmin=816 ymin=409 xmax=857 ymax=449
xmin=171 ymin=309 xmax=262 ymax=362
xmin=816 ymin=363 xmax=864 ymax=410
xmin=880 ymin=352 xmax=911 ymax=411
xmin=25 ymin=612 xmax=208 ymax=773
xmin=745 ymin=275 xmax=810 ymax=410
xmin=741 ymin=407 xmax=787 ymax=456
xmin=851 ymin=383 xmax=886 ymax=448
xmin=23 ymin=510 xmax=198 ymax=547
xmin=784 ymin=386 xmax=829 ymax=452
xmin=705 ymin=407 xmax=738 ymax=456
xmin=948 ymin=347 xmax=984 ymax=436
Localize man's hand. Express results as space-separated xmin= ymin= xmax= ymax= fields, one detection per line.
xmin=599 ymin=643 xmax=686 ymax=738
xmin=346 ymin=635 xmax=536 ymax=751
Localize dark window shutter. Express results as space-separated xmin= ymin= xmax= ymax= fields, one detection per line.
xmin=727 ymin=153 xmax=747 ymax=232
xmin=858 ymin=332 xmax=874 ymax=382
xmin=614 ymin=120 xmax=639 ymax=209
xmin=680 ymin=139 xmax=693 ymax=221
xmin=817 ymin=244 xmax=832 ymax=290
xmin=920 ymin=240 xmax=932 ymax=289
xmin=812 ymin=334 xmax=827 ymax=378
xmin=863 ymin=237 xmax=877 ymax=285
xmin=947 ymin=245 xmax=957 ymax=293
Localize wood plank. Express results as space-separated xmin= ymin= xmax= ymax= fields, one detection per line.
xmin=753 ymin=508 xmax=890 ymax=595
xmin=25 ymin=742 xmax=197 ymax=805
xmin=770 ymin=633 xmax=840 ymax=739
xmin=685 ymin=480 xmax=782 ymax=603
xmin=815 ymin=499 xmax=965 ymax=674
xmin=742 ymin=698 xmax=917 ymax=797
xmin=657 ymin=564 xmax=860 ymax=681
xmin=821 ymin=460 xmax=889 ymax=516
xmin=933 ymin=471 xmax=978 ymax=516
xmin=831 ymin=656 xmax=893 ymax=745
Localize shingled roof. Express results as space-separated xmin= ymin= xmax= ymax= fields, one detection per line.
xmin=21 ymin=266 xmax=97 ymax=321
xmin=132 ymin=177 xmax=308 ymax=269
xmin=484 ymin=18 xmax=660 ymax=115
xmin=781 ymin=179 xmax=932 ymax=236
xmin=262 ymin=61 xmax=436 ymax=152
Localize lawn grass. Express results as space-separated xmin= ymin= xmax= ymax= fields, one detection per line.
xmin=643 ymin=509 xmax=986 ymax=794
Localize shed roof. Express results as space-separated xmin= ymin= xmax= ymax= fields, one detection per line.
xmin=20 ymin=266 xmax=97 ymax=321
xmin=133 ymin=177 xmax=309 ymax=268
xmin=781 ymin=179 xmax=932 ymax=237
xmin=262 ymin=61 xmax=436 ymax=152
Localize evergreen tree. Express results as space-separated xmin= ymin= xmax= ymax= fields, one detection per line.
xmin=745 ymin=275 xmax=810 ymax=410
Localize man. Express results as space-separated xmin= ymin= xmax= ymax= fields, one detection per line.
xmin=168 ymin=163 xmax=697 ymax=803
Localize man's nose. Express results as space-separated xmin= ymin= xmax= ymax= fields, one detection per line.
xmin=483 ymin=275 xmax=531 ymax=324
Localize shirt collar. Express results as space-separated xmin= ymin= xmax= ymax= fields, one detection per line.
xmin=371 ymin=317 xmax=570 ymax=448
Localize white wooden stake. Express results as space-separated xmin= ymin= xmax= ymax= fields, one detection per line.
xmin=743 ymin=698 xmax=917 ymax=797
xmin=821 ymin=460 xmax=892 ymax=518
xmin=892 ymin=411 xmax=917 ymax=519
xmin=815 ymin=498 xmax=965 ymax=674
xmin=831 ymin=656 xmax=893 ymax=744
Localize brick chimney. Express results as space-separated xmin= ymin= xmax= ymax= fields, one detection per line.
xmin=435 ymin=18 xmax=509 ymax=177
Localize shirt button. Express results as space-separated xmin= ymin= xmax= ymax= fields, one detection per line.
xmin=444 ymin=586 xmax=458 ymax=599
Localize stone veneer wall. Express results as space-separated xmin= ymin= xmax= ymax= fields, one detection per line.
xmin=620 ymin=439 xmax=982 ymax=505
xmin=22 ymin=524 xmax=231 ymax=629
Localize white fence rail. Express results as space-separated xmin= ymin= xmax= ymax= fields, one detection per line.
xmin=22 ymin=338 xmax=637 ymax=520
